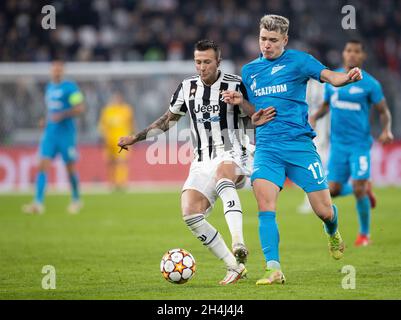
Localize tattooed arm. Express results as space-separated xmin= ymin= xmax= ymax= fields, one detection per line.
xmin=118 ymin=110 xmax=182 ymax=149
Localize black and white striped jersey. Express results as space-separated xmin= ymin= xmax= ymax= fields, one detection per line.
xmin=169 ymin=71 xmax=250 ymax=162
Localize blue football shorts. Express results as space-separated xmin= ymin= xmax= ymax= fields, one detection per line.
xmin=327 ymin=143 xmax=370 ymax=183
xmin=39 ymin=132 xmax=78 ymax=163
xmin=251 ymin=137 xmax=328 ymax=193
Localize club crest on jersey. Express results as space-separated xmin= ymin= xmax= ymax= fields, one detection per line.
xmin=271 ymin=64 xmax=286 ymax=75
xmin=194 ymin=104 xmax=220 ymax=113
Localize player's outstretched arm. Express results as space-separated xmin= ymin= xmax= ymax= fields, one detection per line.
xmin=320 ymin=67 xmax=362 ymax=87
xmin=309 ymin=101 xmax=330 ymax=128
xmin=118 ymin=109 xmax=182 ymax=151
xmin=374 ymin=99 xmax=394 ymax=145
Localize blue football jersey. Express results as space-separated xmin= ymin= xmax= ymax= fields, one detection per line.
xmin=324 ymin=68 xmax=384 ymax=148
xmin=44 ymin=80 xmax=83 ymax=134
xmin=242 ymin=49 xmax=327 ymax=143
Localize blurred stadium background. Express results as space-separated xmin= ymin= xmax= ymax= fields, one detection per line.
xmin=0 ymin=0 xmax=400 ymax=191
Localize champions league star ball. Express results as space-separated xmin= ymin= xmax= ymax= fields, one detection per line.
xmin=160 ymin=248 xmax=196 ymax=284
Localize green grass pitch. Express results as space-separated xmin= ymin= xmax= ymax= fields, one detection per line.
xmin=1 ymin=187 xmax=400 ymax=300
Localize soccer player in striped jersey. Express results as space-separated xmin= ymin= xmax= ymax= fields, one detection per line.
xmin=223 ymin=15 xmax=364 ymax=285
xmin=118 ymin=40 xmax=275 ymax=285
xmin=310 ymin=40 xmax=393 ymax=246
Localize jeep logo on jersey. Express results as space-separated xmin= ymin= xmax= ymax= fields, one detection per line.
xmin=193 ymin=104 xmax=220 ymax=113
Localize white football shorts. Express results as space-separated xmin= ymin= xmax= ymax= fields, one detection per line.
xmin=182 ymin=150 xmax=253 ymax=212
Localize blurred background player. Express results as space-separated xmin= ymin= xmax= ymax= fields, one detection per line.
xmin=310 ymin=40 xmax=393 ymax=246
xmin=118 ymin=40 xmax=275 ymax=285
xmin=22 ymin=60 xmax=85 ymax=214
xmin=98 ymin=91 xmax=135 ymax=190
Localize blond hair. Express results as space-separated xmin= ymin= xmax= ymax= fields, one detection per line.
xmin=260 ymin=14 xmax=290 ymax=35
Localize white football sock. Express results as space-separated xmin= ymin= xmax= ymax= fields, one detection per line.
xmin=184 ymin=213 xmax=237 ymax=268
xmin=216 ymin=178 xmax=244 ymax=245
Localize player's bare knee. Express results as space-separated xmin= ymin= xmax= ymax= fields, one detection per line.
xmin=256 ymin=198 xmax=276 ymax=212
xmin=181 ymin=197 xmax=210 ymax=218
xmin=38 ymin=159 xmax=51 ymax=171
xmin=181 ymin=203 xmax=195 ymax=217
xmin=66 ymin=163 xmax=76 ymax=175
xmin=329 ymin=183 xmax=341 ymax=197
xmin=329 ymin=188 xmax=340 ymax=197
xmin=215 ymin=173 xmax=234 ymax=184
xmin=353 ymin=181 xmax=367 ymax=199
xmin=215 ymin=163 xmax=236 ymax=182
xmin=316 ymin=204 xmax=333 ymax=221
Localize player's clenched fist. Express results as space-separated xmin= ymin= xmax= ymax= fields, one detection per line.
xmin=347 ymin=67 xmax=363 ymax=82
xmin=378 ymin=129 xmax=394 ymax=145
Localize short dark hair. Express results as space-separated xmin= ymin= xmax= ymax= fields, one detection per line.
xmin=194 ymin=39 xmax=221 ymax=60
xmin=345 ymin=39 xmax=364 ymax=51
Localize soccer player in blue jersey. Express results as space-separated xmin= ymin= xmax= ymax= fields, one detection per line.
xmin=22 ymin=60 xmax=85 ymax=215
xmin=223 ymin=14 xmax=363 ymax=285
xmin=310 ymin=40 xmax=393 ymax=247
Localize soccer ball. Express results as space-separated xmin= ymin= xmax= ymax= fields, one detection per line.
xmin=160 ymin=248 xmax=196 ymax=284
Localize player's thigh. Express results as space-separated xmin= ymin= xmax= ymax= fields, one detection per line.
xmin=252 ymin=178 xmax=280 ymax=212
xmin=327 ymin=145 xmax=351 ymax=185
xmin=307 ymin=189 xmax=333 ymax=220
xmin=350 ymin=149 xmax=371 ymax=181
xmin=181 ymin=189 xmax=211 ymax=217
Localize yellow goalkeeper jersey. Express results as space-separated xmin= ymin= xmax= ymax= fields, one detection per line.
xmin=98 ymin=103 xmax=134 ymax=146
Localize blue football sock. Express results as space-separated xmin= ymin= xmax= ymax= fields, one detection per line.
xmin=356 ymin=196 xmax=370 ymax=235
xmin=69 ymin=172 xmax=80 ymax=202
xmin=258 ymin=211 xmax=280 ymax=266
xmin=34 ymin=171 xmax=47 ymax=204
xmin=340 ymin=183 xmax=353 ymax=196
xmin=324 ymin=204 xmax=338 ymax=236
